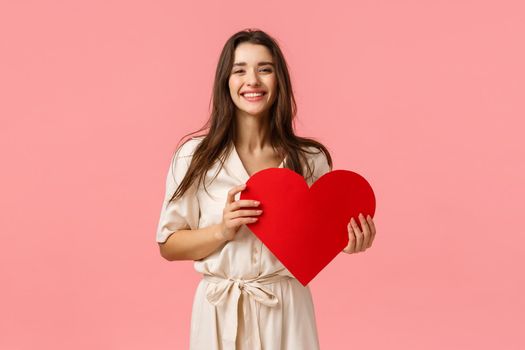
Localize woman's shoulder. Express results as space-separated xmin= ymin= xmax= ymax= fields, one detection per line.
xmin=302 ymin=145 xmax=332 ymax=180
xmin=302 ymin=145 xmax=329 ymax=164
xmin=303 ymin=145 xmax=326 ymax=156
xmin=175 ymin=135 xmax=206 ymax=158
xmin=167 ymin=136 xmax=206 ymax=185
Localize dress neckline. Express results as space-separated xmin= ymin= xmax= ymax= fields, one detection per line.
xmin=231 ymin=142 xmax=286 ymax=179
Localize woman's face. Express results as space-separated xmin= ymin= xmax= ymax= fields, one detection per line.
xmin=228 ymin=42 xmax=277 ymax=118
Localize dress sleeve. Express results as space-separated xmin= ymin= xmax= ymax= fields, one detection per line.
xmin=155 ymin=143 xmax=200 ymax=243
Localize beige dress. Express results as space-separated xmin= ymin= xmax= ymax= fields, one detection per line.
xmin=156 ymin=136 xmax=331 ymax=350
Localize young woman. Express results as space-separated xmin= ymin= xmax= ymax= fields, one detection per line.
xmin=156 ymin=29 xmax=376 ymax=350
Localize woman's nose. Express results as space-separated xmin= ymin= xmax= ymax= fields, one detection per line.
xmin=246 ymin=69 xmax=261 ymax=85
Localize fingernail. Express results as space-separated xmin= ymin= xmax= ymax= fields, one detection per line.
xmin=254 ymin=201 xmax=260 ymax=205
xmin=367 ymin=214 xmax=371 ymax=220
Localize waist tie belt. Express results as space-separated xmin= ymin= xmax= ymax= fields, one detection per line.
xmin=203 ymin=273 xmax=293 ymax=350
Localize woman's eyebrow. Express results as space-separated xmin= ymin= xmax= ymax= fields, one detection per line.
xmin=232 ymin=61 xmax=274 ymax=67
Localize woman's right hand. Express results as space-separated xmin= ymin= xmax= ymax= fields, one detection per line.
xmin=217 ymin=183 xmax=263 ymax=242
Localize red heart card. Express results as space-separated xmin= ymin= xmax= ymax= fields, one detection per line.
xmin=240 ymin=168 xmax=376 ymax=286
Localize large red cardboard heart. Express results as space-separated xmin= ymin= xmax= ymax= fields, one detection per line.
xmin=240 ymin=168 xmax=376 ymax=286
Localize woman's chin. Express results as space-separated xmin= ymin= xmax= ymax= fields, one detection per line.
xmin=237 ymin=107 xmax=269 ymax=117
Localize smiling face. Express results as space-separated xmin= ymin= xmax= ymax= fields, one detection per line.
xmin=228 ymin=42 xmax=278 ymax=118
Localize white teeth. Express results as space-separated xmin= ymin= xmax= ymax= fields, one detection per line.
xmin=243 ymin=92 xmax=264 ymax=97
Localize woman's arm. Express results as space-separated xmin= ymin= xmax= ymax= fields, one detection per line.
xmin=158 ymin=184 xmax=261 ymax=261
xmin=158 ymin=223 xmax=228 ymax=261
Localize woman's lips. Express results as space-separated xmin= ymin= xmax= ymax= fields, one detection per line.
xmin=242 ymin=92 xmax=266 ymax=102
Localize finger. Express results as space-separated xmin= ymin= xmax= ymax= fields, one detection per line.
xmin=343 ymin=222 xmax=357 ymax=254
xmin=367 ymin=215 xmax=376 ymax=235
xmin=230 ymin=209 xmax=263 ymax=219
xmin=226 ymin=184 xmax=246 ymax=205
xmin=358 ymin=213 xmax=371 ymax=251
xmin=230 ymin=199 xmax=261 ymax=211
xmin=350 ymin=217 xmax=364 ymax=252
xmin=345 ymin=219 xmax=358 ymax=253
xmin=366 ymin=214 xmax=376 ymax=248
xmin=230 ymin=217 xmax=258 ymax=227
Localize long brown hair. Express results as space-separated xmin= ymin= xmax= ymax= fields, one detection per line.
xmin=168 ymin=28 xmax=333 ymax=203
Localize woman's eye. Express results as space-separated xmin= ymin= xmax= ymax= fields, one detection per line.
xmin=233 ymin=68 xmax=272 ymax=74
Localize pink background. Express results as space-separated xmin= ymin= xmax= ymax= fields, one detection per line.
xmin=1 ymin=1 xmax=524 ymax=349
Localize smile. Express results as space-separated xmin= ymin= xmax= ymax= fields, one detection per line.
xmin=241 ymin=92 xmax=266 ymax=102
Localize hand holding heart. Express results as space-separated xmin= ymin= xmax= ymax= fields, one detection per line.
xmin=343 ymin=212 xmax=377 ymax=254
xmin=218 ymin=181 xmax=378 ymax=253
xmin=217 ymin=183 xmax=262 ymax=242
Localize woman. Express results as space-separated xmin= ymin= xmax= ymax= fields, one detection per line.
xmin=156 ymin=28 xmax=376 ymax=350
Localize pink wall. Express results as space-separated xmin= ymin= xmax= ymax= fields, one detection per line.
xmin=1 ymin=1 xmax=523 ymax=349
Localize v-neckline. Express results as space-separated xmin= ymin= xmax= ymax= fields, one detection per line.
xmin=231 ymin=142 xmax=286 ymax=180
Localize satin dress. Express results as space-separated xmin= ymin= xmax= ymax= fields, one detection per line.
xmin=156 ymin=136 xmax=331 ymax=350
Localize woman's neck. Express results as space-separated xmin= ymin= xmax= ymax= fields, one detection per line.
xmin=234 ymin=113 xmax=271 ymax=153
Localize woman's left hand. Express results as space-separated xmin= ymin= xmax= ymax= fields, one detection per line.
xmin=342 ymin=213 xmax=376 ymax=254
